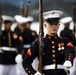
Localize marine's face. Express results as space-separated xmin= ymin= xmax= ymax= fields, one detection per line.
xmin=44 ymin=22 xmax=60 ymax=36
xmin=25 ymin=22 xmax=32 ymax=29
xmin=4 ymin=22 xmax=12 ymax=30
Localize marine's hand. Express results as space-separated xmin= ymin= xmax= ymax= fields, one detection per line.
xmin=63 ymin=60 xmax=72 ymax=70
xmin=15 ymin=54 xmax=23 ymax=63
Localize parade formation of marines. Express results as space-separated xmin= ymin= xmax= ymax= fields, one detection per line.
xmin=0 ymin=0 xmax=76 ymax=75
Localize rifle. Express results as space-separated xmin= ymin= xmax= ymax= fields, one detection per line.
xmin=39 ymin=0 xmax=44 ymax=74
xmin=73 ymin=2 xmax=76 ymax=75
xmin=73 ymin=2 xmax=76 ymax=33
xmin=0 ymin=3 xmax=2 ymax=46
xmin=24 ymin=0 xmax=31 ymax=17
xmin=73 ymin=2 xmax=76 ymax=56
xmin=20 ymin=0 xmax=24 ymax=16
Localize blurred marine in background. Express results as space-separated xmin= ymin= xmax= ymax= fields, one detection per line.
xmin=0 ymin=15 xmax=23 ymax=75
xmin=60 ymin=17 xmax=75 ymax=46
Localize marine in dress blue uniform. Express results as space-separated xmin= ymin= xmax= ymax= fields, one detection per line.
xmin=0 ymin=15 xmax=23 ymax=75
xmin=60 ymin=17 xmax=75 ymax=46
xmin=14 ymin=15 xmax=37 ymax=59
xmin=22 ymin=10 xmax=75 ymax=75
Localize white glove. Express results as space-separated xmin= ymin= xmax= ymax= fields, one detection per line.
xmin=34 ymin=72 xmax=42 ymax=75
xmin=0 ymin=50 xmax=3 ymax=53
xmin=15 ymin=54 xmax=23 ymax=63
xmin=63 ymin=60 xmax=72 ymax=70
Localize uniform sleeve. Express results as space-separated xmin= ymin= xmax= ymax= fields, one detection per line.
xmin=64 ymin=39 xmax=75 ymax=63
xmin=31 ymin=31 xmax=38 ymax=41
xmin=22 ymin=41 xmax=39 ymax=75
xmin=68 ymin=30 xmax=75 ymax=46
xmin=16 ymin=35 xmax=24 ymax=54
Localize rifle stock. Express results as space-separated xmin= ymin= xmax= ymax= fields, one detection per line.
xmin=39 ymin=0 xmax=44 ymax=73
xmin=0 ymin=3 xmax=2 ymax=46
xmin=73 ymin=2 xmax=76 ymax=56
xmin=73 ymin=2 xmax=76 ymax=32
xmin=0 ymin=3 xmax=2 ymax=25
xmin=24 ymin=0 xmax=31 ymax=17
xmin=0 ymin=3 xmax=2 ymax=33
xmin=20 ymin=1 xmax=24 ymax=16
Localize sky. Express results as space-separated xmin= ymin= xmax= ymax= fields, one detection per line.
xmin=0 ymin=0 xmax=75 ymax=6
xmin=0 ymin=0 xmax=38 ymax=6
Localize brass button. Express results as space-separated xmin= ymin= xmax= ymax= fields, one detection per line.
xmin=68 ymin=57 xmax=70 ymax=59
xmin=26 ymin=68 xmax=28 ymax=70
xmin=52 ymin=41 xmax=54 ymax=44
xmin=52 ymin=46 xmax=55 ymax=48
xmin=49 ymin=37 xmax=51 ymax=39
xmin=68 ymin=58 xmax=70 ymax=60
xmin=53 ymin=59 xmax=56 ymax=62
xmin=52 ymin=50 xmax=55 ymax=53
xmin=43 ymin=53 xmax=45 ymax=55
xmin=55 ymin=37 xmax=57 ymax=38
xmin=28 ymin=71 xmax=30 ymax=73
xmin=62 ymin=47 xmax=64 ymax=50
xmin=58 ymin=48 xmax=61 ymax=51
xmin=53 ymin=55 xmax=55 ymax=57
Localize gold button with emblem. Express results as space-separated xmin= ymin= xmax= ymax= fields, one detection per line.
xmin=52 ymin=41 xmax=54 ymax=44
xmin=52 ymin=50 xmax=55 ymax=53
xmin=51 ymin=11 xmax=55 ymax=14
xmin=26 ymin=68 xmax=28 ymax=70
xmin=69 ymin=54 xmax=71 ymax=55
xmin=53 ymin=59 xmax=56 ymax=62
xmin=55 ymin=37 xmax=57 ymax=38
xmin=68 ymin=58 xmax=70 ymax=60
xmin=49 ymin=37 xmax=51 ymax=39
xmin=58 ymin=48 xmax=61 ymax=51
xmin=43 ymin=53 xmax=45 ymax=55
xmin=53 ymin=55 xmax=55 ymax=57
xmin=52 ymin=46 xmax=55 ymax=48
xmin=28 ymin=71 xmax=30 ymax=73
xmin=61 ymin=47 xmax=64 ymax=50
xmin=69 ymin=56 xmax=70 ymax=58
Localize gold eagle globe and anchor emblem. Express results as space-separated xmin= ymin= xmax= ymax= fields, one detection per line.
xmin=51 ymin=11 xmax=55 ymax=14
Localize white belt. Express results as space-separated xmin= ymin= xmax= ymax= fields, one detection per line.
xmin=43 ymin=64 xmax=64 ymax=70
xmin=1 ymin=47 xmax=17 ymax=52
xmin=0 ymin=47 xmax=3 ymax=53
xmin=23 ymin=44 xmax=31 ymax=48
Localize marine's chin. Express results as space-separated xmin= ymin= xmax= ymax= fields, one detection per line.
xmin=51 ymin=33 xmax=57 ymax=36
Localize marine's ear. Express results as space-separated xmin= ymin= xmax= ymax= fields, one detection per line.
xmin=44 ymin=22 xmax=47 ymax=28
